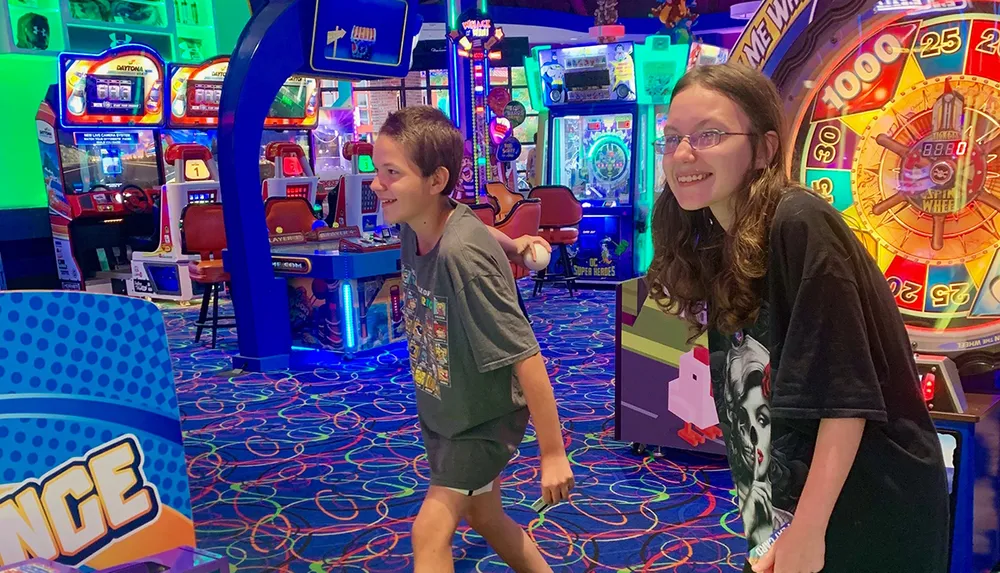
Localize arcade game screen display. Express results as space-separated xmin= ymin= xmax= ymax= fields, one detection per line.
xmin=792 ymin=9 xmax=1000 ymax=355
xmin=161 ymin=129 xmax=217 ymax=180
xmin=268 ymin=76 xmax=317 ymax=120
xmin=550 ymin=113 xmax=634 ymax=206
xmin=60 ymin=130 xmax=161 ymax=192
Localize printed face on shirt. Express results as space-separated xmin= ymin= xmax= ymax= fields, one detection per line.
xmin=371 ymin=135 xmax=448 ymax=225
xmin=661 ymin=85 xmax=760 ymax=215
xmin=739 ymin=382 xmax=771 ymax=481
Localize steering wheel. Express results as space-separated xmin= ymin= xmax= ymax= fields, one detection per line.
xmin=121 ymin=184 xmax=151 ymax=214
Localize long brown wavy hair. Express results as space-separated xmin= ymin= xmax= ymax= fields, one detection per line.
xmin=647 ymin=63 xmax=791 ymax=339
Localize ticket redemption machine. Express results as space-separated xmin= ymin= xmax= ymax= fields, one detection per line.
xmin=128 ymin=144 xmax=220 ymax=301
xmin=261 ymin=141 xmax=320 ymax=205
xmin=330 ymin=141 xmax=383 ymax=232
xmin=727 ymin=0 xmax=1000 ymax=570
xmin=526 ymin=38 xmax=704 ymax=283
xmin=36 ymin=44 xmax=166 ymax=293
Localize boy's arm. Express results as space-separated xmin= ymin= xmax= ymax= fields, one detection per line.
xmin=751 ymin=417 xmax=864 ymax=572
xmin=514 ymin=352 xmax=574 ymax=504
xmin=486 ymin=226 xmax=551 ymax=266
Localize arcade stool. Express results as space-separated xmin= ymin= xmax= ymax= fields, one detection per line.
xmin=182 ymin=203 xmax=235 ymax=348
xmin=528 ymin=186 xmax=582 ymax=296
xmin=495 ymin=198 xmax=542 ymax=321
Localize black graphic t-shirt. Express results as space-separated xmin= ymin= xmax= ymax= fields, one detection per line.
xmin=708 ymin=190 xmax=950 ymax=572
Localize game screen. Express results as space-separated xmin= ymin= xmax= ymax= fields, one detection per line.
xmin=264 ymin=76 xmax=319 ymax=128
xmin=259 ymin=130 xmax=312 ymax=181
xmin=160 ymin=129 xmax=217 ymax=181
xmin=60 ymin=129 xmax=161 ymax=193
xmin=550 ymin=113 xmax=634 ymax=205
xmin=790 ymin=9 xmax=1000 ymax=354
xmin=168 ymin=58 xmax=228 ymax=128
xmin=60 ymin=46 xmax=165 ymax=127
xmin=538 ymin=43 xmax=636 ymax=106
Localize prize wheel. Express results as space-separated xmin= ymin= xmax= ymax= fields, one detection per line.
xmin=732 ymin=2 xmax=1000 ymax=356
xmin=588 ymin=134 xmax=630 ymax=188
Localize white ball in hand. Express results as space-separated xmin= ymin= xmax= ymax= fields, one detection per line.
xmin=523 ymin=242 xmax=551 ymax=271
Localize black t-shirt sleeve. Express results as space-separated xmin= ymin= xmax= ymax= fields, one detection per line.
xmin=768 ymin=192 xmax=888 ymax=422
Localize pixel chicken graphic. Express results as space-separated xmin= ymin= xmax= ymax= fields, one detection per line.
xmin=669 ymin=346 xmax=723 ymax=447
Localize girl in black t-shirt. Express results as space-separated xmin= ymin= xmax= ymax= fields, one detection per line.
xmin=648 ymin=63 xmax=950 ymax=572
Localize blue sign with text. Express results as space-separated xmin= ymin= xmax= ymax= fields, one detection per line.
xmin=309 ymin=0 xmax=422 ymax=78
xmin=496 ymin=138 xmax=522 ymax=162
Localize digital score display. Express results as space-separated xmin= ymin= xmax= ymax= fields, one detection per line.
xmin=921 ymin=140 xmax=967 ymax=157
xmin=60 ymin=45 xmax=165 ymax=127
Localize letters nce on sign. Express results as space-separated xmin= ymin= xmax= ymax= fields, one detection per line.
xmin=0 ymin=435 xmax=160 ymax=566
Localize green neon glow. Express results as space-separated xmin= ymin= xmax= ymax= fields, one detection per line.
xmin=0 ymin=54 xmax=59 ymax=210
xmin=479 ymin=0 xmax=488 ymax=13
xmin=476 ymin=157 xmax=486 ymax=166
xmin=636 ymin=107 xmax=658 ymax=274
xmin=447 ymin=0 xmax=459 ymax=31
xmin=358 ymin=155 xmax=376 ymax=173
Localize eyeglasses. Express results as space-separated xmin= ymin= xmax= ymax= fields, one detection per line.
xmin=654 ymin=129 xmax=753 ymax=154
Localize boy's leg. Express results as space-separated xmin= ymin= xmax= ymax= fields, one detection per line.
xmin=464 ymin=479 xmax=553 ymax=573
xmin=412 ymin=485 xmax=472 ymax=573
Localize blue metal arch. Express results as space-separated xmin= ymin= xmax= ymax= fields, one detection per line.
xmin=218 ymin=0 xmax=421 ymax=371
xmin=217 ymin=0 xmax=310 ymax=371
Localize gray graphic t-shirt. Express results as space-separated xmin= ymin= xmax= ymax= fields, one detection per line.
xmin=400 ymin=202 xmax=539 ymax=490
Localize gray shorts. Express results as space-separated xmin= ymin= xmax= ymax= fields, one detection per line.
xmin=421 ymin=407 xmax=530 ymax=492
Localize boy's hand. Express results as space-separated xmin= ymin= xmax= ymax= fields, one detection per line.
xmin=540 ymin=452 xmax=574 ymax=504
xmin=511 ymin=236 xmax=551 ymax=267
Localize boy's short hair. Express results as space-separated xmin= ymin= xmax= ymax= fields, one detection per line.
xmin=379 ymin=106 xmax=464 ymax=195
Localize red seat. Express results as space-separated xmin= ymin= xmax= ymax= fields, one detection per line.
xmin=182 ymin=203 xmax=234 ymax=348
xmin=487 ymin=182 xmax=523 ymax=222
xmin=528 ymin=185 xmax=582 ymax=296
xmin=495 ymin=198 xmax=542 ymax=320
xmin=469 ymin=203 xmax=497 ymax=227
xmin=265 ymin=197 xmax=318 ymax=236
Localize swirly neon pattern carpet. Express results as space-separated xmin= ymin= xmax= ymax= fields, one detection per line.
xmin=165 ymin=284 xmax=747 ymax=572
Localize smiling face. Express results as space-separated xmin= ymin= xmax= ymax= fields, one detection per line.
xmin=662 ymin=85 xmax=763 ymax=226
xmin=371 ymin=135 xmax=447 ymax=225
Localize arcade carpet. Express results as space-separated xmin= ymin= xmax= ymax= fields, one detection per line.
xmin=163 ymin=283 xmax=747 ymax=572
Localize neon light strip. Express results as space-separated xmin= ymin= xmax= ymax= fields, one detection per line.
xmin=447 ymin=0 xmax=459 ymax=31
xmin=341 ymin=282 xmax=356 ymax=350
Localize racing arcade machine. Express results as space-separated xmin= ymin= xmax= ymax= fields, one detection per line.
xmin=127 ymin=143 xmax=220 ymax=301
xmin=36 ymin=44 xmax=165 ymax=293
xmin=161 ymin=56 xmax=229 ymax=163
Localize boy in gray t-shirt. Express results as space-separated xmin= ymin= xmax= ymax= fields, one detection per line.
xmin=372 ymin=106 xmax=574 ymax=573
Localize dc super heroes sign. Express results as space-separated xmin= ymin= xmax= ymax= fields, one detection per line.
xmin=0 ymin=436 xmax=160 ymax=566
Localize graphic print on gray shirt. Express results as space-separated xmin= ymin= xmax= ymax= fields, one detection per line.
xmin=400 ymin=201 xmax=539 ymax=441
